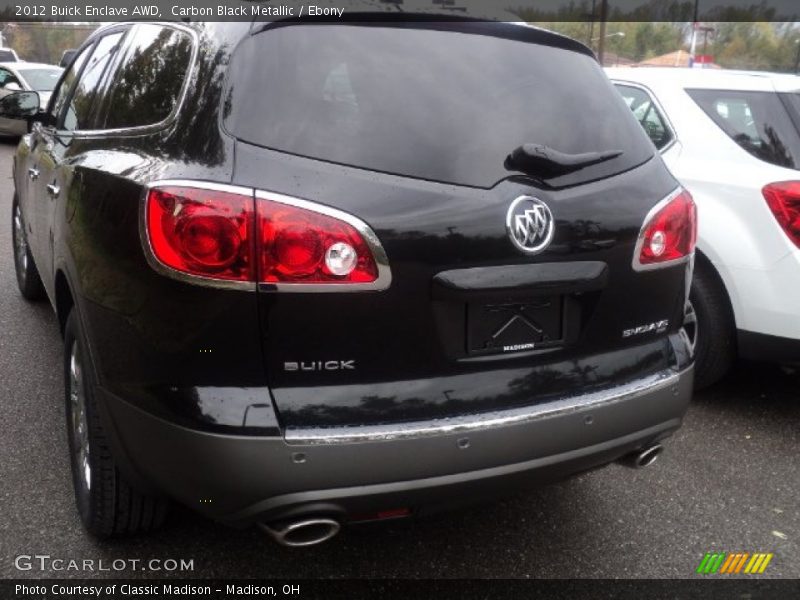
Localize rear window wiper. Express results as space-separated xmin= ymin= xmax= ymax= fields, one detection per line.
xmin=505 ymin=144 xmax=623 ymax=179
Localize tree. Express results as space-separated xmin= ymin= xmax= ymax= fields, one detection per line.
xmin=516 ymin=17 xmax=799 ymax=72
xmin=1 ymin=23 xmax=97 ymax=64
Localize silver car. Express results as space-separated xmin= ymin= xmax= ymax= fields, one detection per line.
xmin=0 ymin=62 xmax=62 ymax=135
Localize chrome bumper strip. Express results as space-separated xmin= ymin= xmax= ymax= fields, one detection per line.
xmin=285 ymin=368 xmax=687 ymax=445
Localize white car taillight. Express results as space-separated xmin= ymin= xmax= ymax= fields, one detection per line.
xmin=762 ymin=181 xmax=800 ymax=249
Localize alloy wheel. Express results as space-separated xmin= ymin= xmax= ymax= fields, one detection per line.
xmin=13 ymin=203 xmax=28 ymax=278
xmin=68 ymin=341 xmax=91 ymax=493
xmin=682 ymin=300 xmax=698 ymax=357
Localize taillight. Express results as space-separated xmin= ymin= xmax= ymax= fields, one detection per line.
xmin=257 ymin=193 xmax=379 ymax=284
xmin=762 ymin=181 xmax=800 ymax=249
xmin=144 ymin=184 xmax=389 ymax=290
xmin=633 ymin=188 xmax=697 ymax=271
xmin=146 ymin=186 xmax=255 ymax=282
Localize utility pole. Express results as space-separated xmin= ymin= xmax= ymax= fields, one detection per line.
xmin=597 ymin=0 xmax=608 ymax=66
xmin=795 ymin=40 xmax=800 ymax=74
xmin=688 ymin=0 xmax=700 ymax=67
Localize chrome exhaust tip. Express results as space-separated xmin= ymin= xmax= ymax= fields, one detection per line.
xmin=618 ymin=444 xmax=663 ymax=469
xmin=258 ymin=517 xmax=341 ymax=547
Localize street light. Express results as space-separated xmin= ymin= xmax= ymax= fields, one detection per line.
xmin=592 ymin=31 xmax=626 ymax=42
xmin=594 ymin=32 xmax=625 ymax=66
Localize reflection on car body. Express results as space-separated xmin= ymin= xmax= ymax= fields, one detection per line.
xmin=7 ymin=18 xmax=695 ymax=547
xmin=0 ymin=61 xmax=62 ymax=135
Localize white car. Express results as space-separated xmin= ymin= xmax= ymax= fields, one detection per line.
xmin=0 ymin=62 xmax=62 ymax=135
xmin=0 ymin=48 xmax=20 ymax=62
xmin=607 ymin=67 xmax=800 ymax=388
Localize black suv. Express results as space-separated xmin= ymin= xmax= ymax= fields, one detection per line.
xmin=8 ymin=18 xmax=695 ymax=546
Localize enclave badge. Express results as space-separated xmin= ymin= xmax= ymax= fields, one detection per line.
xmin=506 ymin=196 xmax=555 ymax=255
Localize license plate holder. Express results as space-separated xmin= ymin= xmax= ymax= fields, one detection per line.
xmin=467 ymin=296 xmax=564 ymax=355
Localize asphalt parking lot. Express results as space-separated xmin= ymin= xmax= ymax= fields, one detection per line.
xmin=0 ymin=139 xmax=797 ymax=580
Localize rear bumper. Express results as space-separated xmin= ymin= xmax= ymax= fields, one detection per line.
xmin=99 ymin=366 xmax=693 ymax=526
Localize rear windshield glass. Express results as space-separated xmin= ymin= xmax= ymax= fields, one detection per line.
xmin=224 ymin=24 xmax=653 ymax=189
xmin=18 ymin=68 xmax=62 ymax=92
xmin=687 ymin=88 xmax=800 ymax=170
xmin=781 ymin=92 xmax=800 ymax=130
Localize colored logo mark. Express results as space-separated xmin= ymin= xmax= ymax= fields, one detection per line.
xmin=696 ymin=552 xmax=773 ymax=574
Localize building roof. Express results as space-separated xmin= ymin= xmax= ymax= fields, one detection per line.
xmin=637 ymin=50 xmax=721 ymax=69
xmin=601 ymin=52 xmax=636 ymax=67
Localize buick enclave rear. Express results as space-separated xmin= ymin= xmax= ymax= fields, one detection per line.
xmin=8 ymin=17 xmax=695 ymax=546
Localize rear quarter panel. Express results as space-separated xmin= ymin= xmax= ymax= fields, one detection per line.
xmin=51 ymin=23 xmax=272 ymax=427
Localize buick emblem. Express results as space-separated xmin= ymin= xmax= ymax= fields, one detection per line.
xmin=506 ymin=196 xmax=554 ymax=255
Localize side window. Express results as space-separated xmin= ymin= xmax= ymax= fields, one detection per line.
xmin=0 ymin=68 xmax=20 ymax=88
xmin=615 ymin=84 xmax=674 ymax=151
xmin=99 ymin=24 xmax=193 ymax=130
xmin=710 ymin=98 xmax=759 ymax=139
xmin=62 ymin=31 xmax=125 ymax=132
xmin=688 ymin=89 xmax=800 ymax=170
xmin=49 ymin=44 xmax=92 ymax=124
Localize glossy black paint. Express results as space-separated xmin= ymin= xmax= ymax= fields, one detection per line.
xmin=14 ymin=20 xmax=689 ymax=437
xmin=225 ymin=21 xmax=653 ymax=190
xmin=431 ymin=262 xmax=609 ymax=299
xmin=233 ymin=144 xmax=685 ymax=427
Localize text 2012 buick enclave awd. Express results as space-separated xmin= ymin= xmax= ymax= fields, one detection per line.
xmin=8 ymin=17 xmax=695 ymax=546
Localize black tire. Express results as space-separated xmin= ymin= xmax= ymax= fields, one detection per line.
xmin=64 ymin=310 xmax=168 ymax=537
xmin=11 ymin=194 xmax=45 ymax=301
xmin=689 ymin=262 xmax=736 ymax=390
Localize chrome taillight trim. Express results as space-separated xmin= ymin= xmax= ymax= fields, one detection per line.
xmin=139 ymin=180 xmax=258 ymax=292
xmin=632 ymin=186 xmax=694 ymax=272
xmin=255 ymin=189 xmax=392 ymax=293
xmin=139 ymin=180 xmax=392 ymax=293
